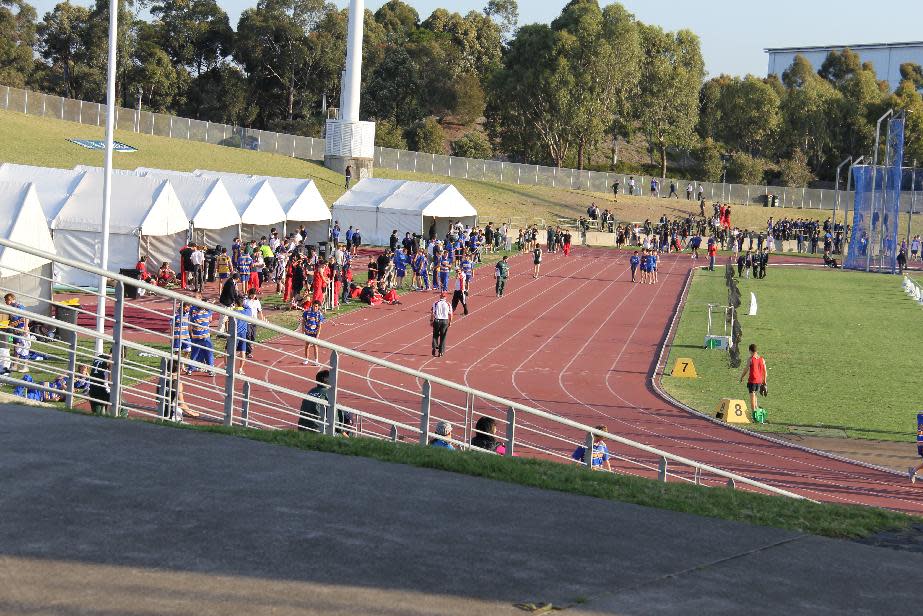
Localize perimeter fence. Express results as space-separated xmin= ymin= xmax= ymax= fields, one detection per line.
xmin=7 ymin=84 xmax=923 ymax=214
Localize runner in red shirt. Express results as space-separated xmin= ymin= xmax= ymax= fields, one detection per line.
xmin=739 ymin=343 xmax=767 ymax=415
xmin=707 ymin=241 xmax=718 ymax=271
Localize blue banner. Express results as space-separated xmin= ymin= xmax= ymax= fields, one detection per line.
xmin=68 ymin=139 xmax=137 ymax=152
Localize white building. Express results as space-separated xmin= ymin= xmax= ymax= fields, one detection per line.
xmin=766 ymin=41 xmax=923 ymax=92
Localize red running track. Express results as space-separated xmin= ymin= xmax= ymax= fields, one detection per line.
xmin=161 ymin=247 xmax=923 ymax=513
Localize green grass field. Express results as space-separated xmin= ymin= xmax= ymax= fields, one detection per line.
xmin=0 ymin=108 xmax=875 ymax=233
xmin=663 ymin=265 xmax=922 ymax=441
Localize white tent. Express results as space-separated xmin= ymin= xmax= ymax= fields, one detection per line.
xmin=51 ymin=172 xmax=188 ymax=287
xmin=194 ymin=170 xmax=286 ymax=241
xmin=258 ymin=177 xmax=329 ymax=244
xmin=0 ymin=164 xmax=89 ymax=220
xmin=136 ymin=169 xmax=240 ymax=249
xmin=331 ymin=179 xmax=477 ymax=246
xmin=0 ymin=181 xmax=56 ymax=314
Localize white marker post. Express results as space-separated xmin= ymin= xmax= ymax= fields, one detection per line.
xmin=96 ymin=0 xmax=118 ymax=354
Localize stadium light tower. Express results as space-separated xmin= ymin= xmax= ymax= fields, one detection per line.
xmin=324 ymin=0 xmax=376 ymax=181
xmin=96 ymin=0 xmax=118 ymax=354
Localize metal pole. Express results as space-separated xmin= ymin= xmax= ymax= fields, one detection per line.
xmin=65 ymin=330 xmax=78 ymax=409
xmin=869 ymin=110 xmax=893 ymax=272
xmin=223 ymin=320 xmax=238 ymax=426
xmin=325 ymin=350 xmax=339 ymax=436
xmin=583 ymin=431 xmax=594 ymax=469
xmin=241 ymin=381 xmax=251 ymax=428
xmin=109 ymin=281 xmax=125 ymax=417
xmin=419 ymin=379 xmax=431 ymax=446
xmin=908 ymin=160 xmax=916 ymax=246
xmin=156 ymin=357 xmax=168 ymax=418
xmin=658 ymin=456 xmax=668 ymax=482
xmin=505 ymin=407 xmax=515 ymax=457
xmin=96 ymin=0 xmax=118 ymax=355
xmin=834 ymin=157 xmax=852 ymax=228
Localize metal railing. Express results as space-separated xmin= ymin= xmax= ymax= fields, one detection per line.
xmin=0 ymin=237 xmax=810 ymax=501
xmin=8 ymin=84 xmax=923 ymax=213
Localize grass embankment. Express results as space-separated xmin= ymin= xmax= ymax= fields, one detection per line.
xmin=0 ymin=108 xmax=886 ymax=234
xmin=160 ymin=420 xmax=915 ymax=539
xmin=663 ymin=265 xmax=922 ymax=441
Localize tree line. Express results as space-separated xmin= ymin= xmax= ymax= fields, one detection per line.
xmin=1 ymin=0 xmax=922 ymax=185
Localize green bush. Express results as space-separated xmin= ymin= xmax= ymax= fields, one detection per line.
xmin=451 ymin=131 xmax=492 ymax=159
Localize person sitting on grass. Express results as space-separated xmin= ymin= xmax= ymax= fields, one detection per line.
xmin=470 ymin=416 xmax=506 ymax=455
xmin=157 ymin=262 xmax=177 ymax=287
xmin=823 ymin=250 xmax=839 ymax=268
xmin=571 ymin=425 xmax=612 ymax=471
xmin=430 ymin=421 xmax=455 ymax=450
xmin=297 ymin=369 xmax=329 ymax=433
xmin=135 ymin=257 xmax=153 ymax=284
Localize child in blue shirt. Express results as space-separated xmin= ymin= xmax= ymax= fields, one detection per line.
xmin=572 ymin=425 xmax=612 ymax=471
xmin=629 ymin=251 xmax=640 ymax=283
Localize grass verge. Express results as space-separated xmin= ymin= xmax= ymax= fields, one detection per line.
xmin=663 ymin=264 xmax=922 ymax=441
xmin=158 ymin=420 xmax=917 ymax=539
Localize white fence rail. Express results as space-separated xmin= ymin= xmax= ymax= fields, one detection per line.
xmin=8 ymin=84 xmax=923 ymax=213
xmin=0 ymin=236 xmax=809 ymax=501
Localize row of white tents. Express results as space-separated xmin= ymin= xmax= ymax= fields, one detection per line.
xmin=0 ymin=163 xmax=479 ymax=298
xmin=0 ymin=164 xmax=332 ymax=288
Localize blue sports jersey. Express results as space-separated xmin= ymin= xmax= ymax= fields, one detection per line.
xmin=438 ymin=256 xmax=451 ymax=273
xmin=461 ymin=259 xmax=472 ymax=276
xmin=413 ymin=254 xmax=427 ymax=272
xmin=651 ymin=255 xmax=658 ymax=269
xmin=236 ymin=306 xmax=252 ymax=338
xmin=237 ymin=254 xmax=252 ymax=275
xmin=302 ymin=309 xmax=325 ymax=335
xmin=188 ymin=306 xmax=212 ymax=339
xmin=173 ymin=310 xmax=189 ymax=345
xmin=7 ymin=302 xmax=27 ymax=329
xmin=630 ymin=255 xmax=640 ymax=268
xmin=571 ymin=442 xmax=610 ymax=468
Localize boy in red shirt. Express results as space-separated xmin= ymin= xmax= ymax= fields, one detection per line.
xmin=707 ymin=240 xmax=718 ymax=271
xmin=739 ymin=343 xmax=767 ymax=416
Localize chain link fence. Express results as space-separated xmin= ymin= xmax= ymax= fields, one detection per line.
xmin=6 ymin=84 xmax=922 ymax=214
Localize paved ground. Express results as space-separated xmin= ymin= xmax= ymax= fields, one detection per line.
xmin=1 ymin=404 xmax=921 ymax=615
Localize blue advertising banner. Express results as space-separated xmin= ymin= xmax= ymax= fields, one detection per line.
xmin=68 ymin=139 xmax=137 ymax=152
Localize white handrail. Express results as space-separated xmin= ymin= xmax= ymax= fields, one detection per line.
xmin=0 ymin=237 xmax=810 ymax=501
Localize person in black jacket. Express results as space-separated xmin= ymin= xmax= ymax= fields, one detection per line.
xmin=389 ymin=230 xmax=399 ymax=252
xmin=218 ymin=273 xmax=241 ymax=334
xmin=298 ymin=370 xmax=352 ymax=435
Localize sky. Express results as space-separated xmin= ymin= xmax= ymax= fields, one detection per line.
xmin=28 ymin=0 xmax=923 ymax=78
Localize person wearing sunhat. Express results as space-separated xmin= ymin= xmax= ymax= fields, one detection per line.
xmin=431 ymin=291 xmax=452 ymax=357
xmin=430 ymin=421 xmax=455 ymax=449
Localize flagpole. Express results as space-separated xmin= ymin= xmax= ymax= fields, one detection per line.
xmin=96 ymin=0 xmax=117 ymax=354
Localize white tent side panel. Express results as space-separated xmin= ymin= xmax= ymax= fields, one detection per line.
xmin=286 ymin=221 xmax=328 ymax=244
xmin=53 ymin=231 xmax=139 ymax=288
xmin=143 ymin=232 xmax=187 ymax=272
xmin=198 ymin=226 xmax=240 ymax=250
xmin=330 ymin=206 xmax=380 ymax=246
xmin=377 ymin=211 xmax=421 ymax=245
xmin=0 ymin=263 xmax=53 ymax=316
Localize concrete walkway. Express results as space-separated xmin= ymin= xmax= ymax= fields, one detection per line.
xmin=0 ymin=404 xmax=920 ymax=615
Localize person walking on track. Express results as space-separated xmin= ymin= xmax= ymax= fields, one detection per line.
xmin=532 ymin=245 xmax=542 ymax=278
xmin=431 ymin=292 xmax=452 ymax=357
xmin=739 ymin=344 xmax=767 ymax=416
xmin=910 ymin=413 xmax=923 ymax=483
xmin=451 ymin=268 xmax=469 ymax=316
xmin=301 ymin=299 xmax=325 ymax=365
xmin=495 ymin=255 xmax=510 ymax=297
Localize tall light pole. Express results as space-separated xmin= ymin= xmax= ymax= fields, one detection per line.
xmin=833 ymin=156 xmax=852 ymax=227
xmin=96 ymin=0 xmax=117 ymax=354
xmin=323 ymin=0 xmax=376 ymax=181
xmin=867 ymin=109 xmax=893 ymax=272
